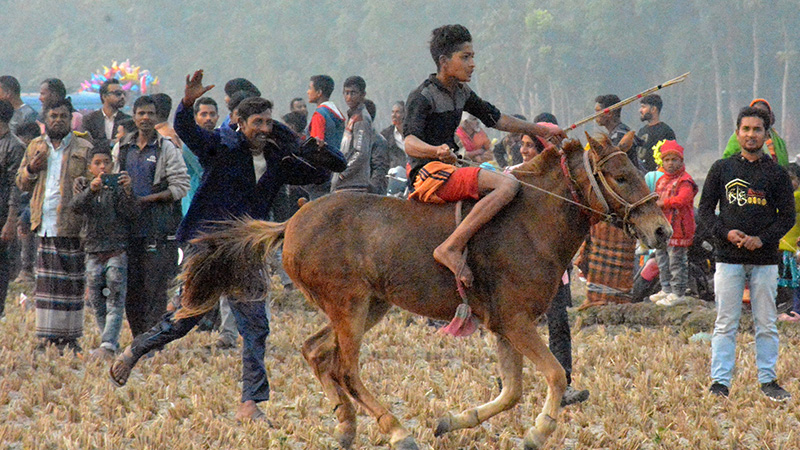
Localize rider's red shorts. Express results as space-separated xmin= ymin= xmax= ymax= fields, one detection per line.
xmin=436 ymin=167 xmax=480 ymax=202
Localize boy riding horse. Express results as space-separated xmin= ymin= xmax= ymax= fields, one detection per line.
xmin=403 ymin=24 xmax=566 ymax=286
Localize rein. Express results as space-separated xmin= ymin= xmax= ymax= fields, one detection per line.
xmin=582 ymin=150 xmax=659 ymax=235
xmin=461 ymin=147 xmax=658 ymax=232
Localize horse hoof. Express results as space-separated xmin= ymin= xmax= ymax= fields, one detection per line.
xmin=523 ymin=431 xmax=545 ymax=450
xmin=334 ymin=423 xmax=356 ymax=449
xmin=391 ymin=435 xmax=419 ymax=450
xmin=523 ymin=415 xmax=555 ymax=450
xmin=434 ymin=412 xmax=454 ymax=437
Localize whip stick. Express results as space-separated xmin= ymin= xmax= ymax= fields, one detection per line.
xmin=565 ymin=72 xmax=690 ymax=132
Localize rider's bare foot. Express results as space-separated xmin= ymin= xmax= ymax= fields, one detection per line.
xmin=235 ymin=400 xmax=271 ymax=425
xmin=434 ymin=244 xmax=473 ymax=288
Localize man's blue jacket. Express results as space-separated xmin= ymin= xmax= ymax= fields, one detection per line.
xmin=174 ymin=102 xmax=332 ymax=243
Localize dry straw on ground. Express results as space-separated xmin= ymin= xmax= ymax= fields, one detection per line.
xmin=1 ymin=278 xmax=798 ymax=449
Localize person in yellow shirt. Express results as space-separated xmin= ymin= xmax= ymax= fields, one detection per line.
xmin=778 ymin=163 xmax=800 ymax=322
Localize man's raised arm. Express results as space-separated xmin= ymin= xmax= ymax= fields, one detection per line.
xmin=174 ymin=70 xmax=218 ymax=159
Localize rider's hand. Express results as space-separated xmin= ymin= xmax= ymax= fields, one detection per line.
xmin=435 ymin=145 xmax=457 ymax=164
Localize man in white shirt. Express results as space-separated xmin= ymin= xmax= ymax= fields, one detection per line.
xmin=16 ymin=98 xmax=93 ymax=351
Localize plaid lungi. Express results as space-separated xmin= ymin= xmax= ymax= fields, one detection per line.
xmin=35 ymin=237 xmax=85 ymax=340
xmin=581 ymin=222 xmax=636 ymax=307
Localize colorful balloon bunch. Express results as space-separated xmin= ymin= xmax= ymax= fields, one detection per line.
xmin=79 ymin=60 xmax=159 ymax=95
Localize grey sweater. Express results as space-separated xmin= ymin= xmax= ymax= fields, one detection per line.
xmin=331 ymin=104 xmax=376 ymax=192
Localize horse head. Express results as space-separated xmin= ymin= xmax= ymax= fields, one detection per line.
xmin=565 ymin=131 xmax=672 ymax=249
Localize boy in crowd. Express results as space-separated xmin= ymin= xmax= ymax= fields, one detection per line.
xmin=331 ymin=76 xmax=375 ymax=192
xmin=71 ymin=147 xmax=138 ymax=358
xmin=649 ymin=141 xmax=698 ymax=306
xmin=304 ymin=75 xmax=344 ymax=199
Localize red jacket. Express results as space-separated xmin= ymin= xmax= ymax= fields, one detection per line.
xmin=655 ymin=168 xmax=698 ymax=247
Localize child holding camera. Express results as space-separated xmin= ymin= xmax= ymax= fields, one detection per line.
xmin=71 ymin=146 xmax=138 ymax=358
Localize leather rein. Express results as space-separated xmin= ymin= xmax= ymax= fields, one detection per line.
xmin=566 ymin=148 xmax=659 ymax=235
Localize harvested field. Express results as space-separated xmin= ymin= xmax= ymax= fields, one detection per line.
xmin=1 ymin=278 xmax=799 ymax=449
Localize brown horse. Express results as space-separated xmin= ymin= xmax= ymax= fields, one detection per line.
xmin=177 ymin=134 xmax=671 ymax=449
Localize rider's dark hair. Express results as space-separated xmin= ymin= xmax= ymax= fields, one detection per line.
xmin=430 ymin=24 xmax=472 ymax=70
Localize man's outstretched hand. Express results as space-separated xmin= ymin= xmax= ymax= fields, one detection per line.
xmin=183 ymin=70 xmax=215 ymax=108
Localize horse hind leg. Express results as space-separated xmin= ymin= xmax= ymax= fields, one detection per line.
xmin=328 ymin=298 xmax=419 ymax=449
xmin=303 ymin=297 xmax=405 ymax=449
xmin=302 ymin=325 xmax=359 ymax=449
xmin=435 ymin=333 xmax=523 ymax=437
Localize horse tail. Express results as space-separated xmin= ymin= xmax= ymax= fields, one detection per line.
xmin=174 ymin=217 xmax=288 ymax=320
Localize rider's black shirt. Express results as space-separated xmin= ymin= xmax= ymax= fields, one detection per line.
xmin=403 ymin=74 xmax=501 ymax=184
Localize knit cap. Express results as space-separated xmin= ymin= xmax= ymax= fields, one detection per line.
xmin=660 ymin=140 xmax=684 ymax=160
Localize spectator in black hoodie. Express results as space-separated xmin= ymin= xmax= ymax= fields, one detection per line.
xmin=699 ymin=106 xmax=795 ymax=401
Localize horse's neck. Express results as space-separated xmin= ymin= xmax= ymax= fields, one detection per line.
xmin=509 ymin=162 xmax=591 ymax=267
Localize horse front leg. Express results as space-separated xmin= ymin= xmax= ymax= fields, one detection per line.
xmin=505 ymin=327 xmax=566 ymax=450
xmin=435 ymin=333 xmax=523 ymax=437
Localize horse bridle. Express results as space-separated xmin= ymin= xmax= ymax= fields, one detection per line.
xmin=580 ymin=148 xmax=659 ymax=235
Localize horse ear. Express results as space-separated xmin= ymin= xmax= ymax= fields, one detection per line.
xmin=618 ymin=131 xmax=636 ymax=152
xmin=584 ymin=132 xmax=602 ymax=153
xmin=562 ymin=139 xmax=582 ymax=154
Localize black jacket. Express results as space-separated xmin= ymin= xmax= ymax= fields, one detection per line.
xmin=698 ymin=153 xmax=795 ymax=265
xmin=174 ymin=102 xmax=336 ymax=243
xmin=71 ymin=181 xmax=139 ymax=253
xmin=0 ymin=131 xmax=24 ymax=224
xmin=380 ymin=125 xmax=407 ymax=169
xmin=83 ymin=109 xmax=131 ymax=152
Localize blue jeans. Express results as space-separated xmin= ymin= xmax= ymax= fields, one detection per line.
xmin=711 ymin=263 xmax=779 ymax=386
xmin=129 ymin=297 xmax=271 ymax=403
xmin=218 ymin=296 xmax=239 ymax=343
xmin=86 ymin=252 xmax=128 ymax=351
xmin=655 ymin=246 xmax=688 ymax=295
xmin=230 ymin=299 xmax=271 ymax=402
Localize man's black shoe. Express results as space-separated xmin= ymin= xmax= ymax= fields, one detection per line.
xmin=761 ymin=381 xmax=791 ymax=402
xmin=709 ymin=382 xmax=729 ymax=397
xmin=561 ymin=385 xmax=590 ymax=406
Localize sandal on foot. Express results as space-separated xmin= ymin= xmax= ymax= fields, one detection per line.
xmin=109 ymin=349 xmax=136 ymax=387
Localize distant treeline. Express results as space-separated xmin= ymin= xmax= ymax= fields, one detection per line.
xmin=3 ymin=0 xmax=797 ymax=165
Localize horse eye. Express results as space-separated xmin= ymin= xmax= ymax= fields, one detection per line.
xmin=614 ymin=176 xmax=627 ymax=184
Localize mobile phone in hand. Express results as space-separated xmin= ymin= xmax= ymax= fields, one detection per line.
xmin=102 ymin=173 xmax=121 ymax=188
